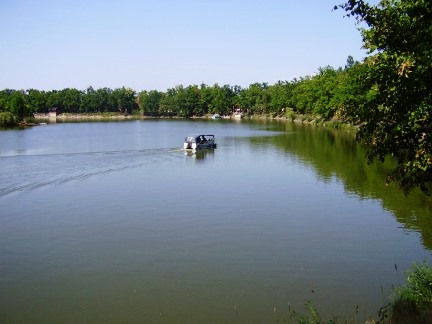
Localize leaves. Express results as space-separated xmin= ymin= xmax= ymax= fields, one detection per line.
xmin=339 ymin=0 xmax=432 ymax=195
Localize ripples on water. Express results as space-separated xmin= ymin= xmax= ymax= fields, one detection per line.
xmin=0 ymin=148 xmax=185 ymax=197
xmin=0 ymin=120 xmax=431 ymax=323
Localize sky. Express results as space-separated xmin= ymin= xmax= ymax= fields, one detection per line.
xmin=0 ymin=0 xmax=369 ymax=92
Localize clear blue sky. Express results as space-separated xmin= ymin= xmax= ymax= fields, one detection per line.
xmin=0 ymin=0 xmax=367 ymax=92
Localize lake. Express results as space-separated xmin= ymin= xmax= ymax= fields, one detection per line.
xmin=0 ymin=119 xmax=431 ymax=323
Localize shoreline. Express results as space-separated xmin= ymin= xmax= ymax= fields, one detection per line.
xmin=31 ymin=112 xmax=356 ymax=130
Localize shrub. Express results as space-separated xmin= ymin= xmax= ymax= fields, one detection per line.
xmin=0 ymin=112 xmax=17 ymax=127
xmin=387 ymin=261 xmax=432 ymax=323
xmin=24 ymin=116 xmax=36 ymax=124
xmin=286 ymin=108 xmax=296 ymax=121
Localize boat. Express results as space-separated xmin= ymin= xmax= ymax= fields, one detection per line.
xmin=211 ymin=114 xmax=221 ymax=119
xmin=184 ymin=134 xmax=217 ymax=150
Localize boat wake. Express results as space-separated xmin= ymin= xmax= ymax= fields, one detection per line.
xmin=0 ymin=148 xmax=183 ymax=197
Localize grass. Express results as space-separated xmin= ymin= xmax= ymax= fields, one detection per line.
xmin=273 ymin=261 xmax=432 ymax=323
xmin=380 ymin=260 xmax=432 ymax=323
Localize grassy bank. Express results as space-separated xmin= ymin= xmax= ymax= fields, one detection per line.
xmin=291 ymin=261 xmax=432 ymax=323
xmin=381 ymin=261 xmax=432 ymax=323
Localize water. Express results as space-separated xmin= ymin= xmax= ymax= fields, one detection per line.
xmin=0 ymin=119 xmax=431 ymax=323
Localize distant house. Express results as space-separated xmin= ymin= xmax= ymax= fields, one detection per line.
xmin=48 ymin=107 xmax=60 ymax=117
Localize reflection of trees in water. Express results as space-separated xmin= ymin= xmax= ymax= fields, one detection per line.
xmin=261 ymin=122 xmax=432 ymax=250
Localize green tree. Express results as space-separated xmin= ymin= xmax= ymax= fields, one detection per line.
xmin=95 ymin=88 xmax=113 ymax=112
xmin=61 ymin=88 xmax=82 ymax=113
xmin=239 ymin=83 xmax=270 ymax=115
xmin=0 ymin=89 xmax=14 ymax=112
xmin=184 ymin=85 xmax=201 ymax=116
xmin=211 ymin=84 xmax=235 ymax=115
xmin=345 ymin=55 xmax=355 ymax=69
xmin=26 ymin=89 xmax=47 ymax=114
xmin=199 ymin=83 xmax=213 ymax=115
xmin=172 ymin=85 xmax=191 ymax=117
xmin=111 ymin=87 xmax=138 ymax=114
xmin=338 ymin=0 xmax=432 ymax=195
xmin=159 ymin=88 xmax=177 ymax=116
xmin=0 ymin=112 xmax=17 ymax=127
xmin=330 ymin=60 xmax=370 ymax=121
xmin=10 ymin=90 xmax=26 ymax=121
xmin=80 ymin=86 xmax=97 ymax=113
xmin=311 ymin=66 xmax=340 ymax=118
xmin=139 ymin=90 xmax=162 ymax=116
xmin=268 ymin=81 xmax=294 ymax=115
xmin=290 ymin=76 xmax=317 ymax=114
xmin=46 ymin=90 xmax=63 ymax=112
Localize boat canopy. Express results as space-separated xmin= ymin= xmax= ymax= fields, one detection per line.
xmin=185 ymin=135 xmax=215 ymax=142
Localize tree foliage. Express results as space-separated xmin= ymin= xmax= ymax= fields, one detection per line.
xmin=1 ymin=1 xmax=430 ymax=195
xmin=0 ymin=64 xmax=365 ymax=124
xmin=338 ymin=0 xmax=432 ymax=194
xmin=0 ymin=111 xmax=17 ymax=127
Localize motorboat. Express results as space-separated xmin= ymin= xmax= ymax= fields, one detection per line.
xmin=211 ymin=114 xmax=221 ymax=119
xmin=184 ymin=134 xmax=217 ymax=150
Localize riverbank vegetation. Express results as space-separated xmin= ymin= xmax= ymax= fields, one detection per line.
xmin=0 ymin=61 xmax=363 ymax=122
xmin=285 ymin=261 xmax=432 ymax=323
xmin=336 ymin=0 xmax=432 ymax=196
xmin=383 ymin=261 xmax=432 ymax=323
xmin=0 ymin=1 xmax=430 ymax=321
xmin=0 ymin=112 xmax=17 ymax=128
xmin=1 ymin=2 xmax=430 ymax=195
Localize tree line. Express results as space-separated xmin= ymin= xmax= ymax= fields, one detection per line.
xmin=0 ymin=86 xmax=138 ymax=120
xmin=1 ymin=0 xmax=430 ymax=197
xmin=0 ymin=58 xmax=364 ymax=121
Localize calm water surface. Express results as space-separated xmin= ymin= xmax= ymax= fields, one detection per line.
xmin=0 ymin=119 xmax=431 ymax=323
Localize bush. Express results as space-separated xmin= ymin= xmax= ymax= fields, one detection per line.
xmin=24 ymin=116 xmax=36 ymax=124
xmin=0 ymin=112 xmax=17 ymax=127
xmin=286 ymin=108 xmax=296 ymax=121
xmin=386 ymin=261 xmax=432 ymax=323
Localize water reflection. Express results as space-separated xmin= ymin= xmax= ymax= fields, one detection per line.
xmin=184 ymin=148 xmax=215 ymax=160
xmin=0 ymin=119 xmax=431 ymax=323
xmin=252 ymin=121 xmax=432 ymax=250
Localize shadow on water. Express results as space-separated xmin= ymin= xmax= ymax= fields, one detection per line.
xmin=252 ymin=120 xmax=432 ymax=250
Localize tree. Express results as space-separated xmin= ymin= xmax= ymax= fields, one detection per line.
xmin=95 ymin=88 xmax=112 ymax=112
xmin=199 ymin=83 xmax=214 ymax=115
xmin=111 ymin=87 xmax=138 ymax=114
xmin=26 ymin=89 xmax=47 ymax=114
xmin=239 ymin=83 xmax=270 ymax=114
xmin=338 ymin=0 xmax=432 ymax=195
xmin=212 ymin=84 xmax=236 ymax=115
xmin=268 ymin=81 xmax=294 ymax=115
xmin=290 ymin=76 xmax=317 ymax=114
xmin=345 ymin=55 xmax=355 ymax=69
xmin=61 ymin=88 xmax=82 ymax=113
xmin=0 ymin=112 xmax=17 ymax=127
xmin=80 ymin=86 xmax=98 ymax=113
xmin=0 ymin=89 xmax=14 ymax=113
xmin=10 ymin=90 xmax=26 ymax=121
xmin=159 ymin=88 xmax=177 ymax=116
xmin=184 ymin=85 xmax=201 ymax=116
xmin=139 ymin=90 xmax=162 ymax=116
xmin=172 ymin=85 xmax=191 ymax=117
xmin=330 ymin=61 xmax=370 ymax=120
